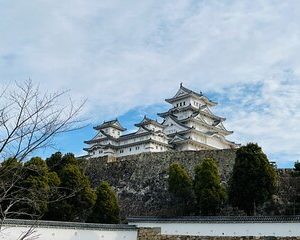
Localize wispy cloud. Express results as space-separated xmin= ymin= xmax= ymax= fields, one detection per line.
xmin=0 ymin=0 xmax=300 ymax=165
xmin=211 ymin=69 xmax=300 ymax=166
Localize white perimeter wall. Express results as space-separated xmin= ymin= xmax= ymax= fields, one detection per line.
xmin=130 ymin=222 xmax=300 ymax=237
xmin=0 ymin=226 xmax=138 ymax=240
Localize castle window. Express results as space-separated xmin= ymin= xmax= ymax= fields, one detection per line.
xmin=180 ymin=102 xmax=182 ymax=106
xmin=183 ymin=101 xmax=186 ymax=105
xmin=136 ymin=146 xmax=139 ymax=150
xmin=176 ymin=103 xmax=179 ymax=107
xmin=129 ymin=148 xmax=131 ymax=151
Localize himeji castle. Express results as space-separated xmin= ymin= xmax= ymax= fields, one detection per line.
xmin=84 ymin=84 xmax=239 ymax=158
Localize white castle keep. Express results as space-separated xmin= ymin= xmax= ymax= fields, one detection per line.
xmin=84 ymin=84 xmax=239 ymax=158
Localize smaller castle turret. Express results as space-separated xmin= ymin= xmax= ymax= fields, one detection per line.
xmin=93 ymin=119 xmax=126 ymax=139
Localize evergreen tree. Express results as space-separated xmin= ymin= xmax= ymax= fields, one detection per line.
xmin=45 ymin=152 xmax=96 ymax=221
xmin=0 ymin=157 xmax=60 ymax=219
xmin=21 ymin=157 xmax=53 ymax=216
xmin=294 ymin=161 xmax=300 ymax=173
xmin=0 ymin=158 xmax=23 ymax=218
xmin=168 ymin=163 xmax=195 ymax=214
xmin=292 ymin=161 xmax=300 ymax=214
xmin=46 ymin=152 xmax=77 ymax=173
xmin=229 ymin=143 xmax=277 ymax=215
xmin=0 ymin=158 xmax=23 ymax=183
xmin=194 ymin=158 xmax=226 ymax=215
xmin=88 ymin=181 xmax=120 ymax=224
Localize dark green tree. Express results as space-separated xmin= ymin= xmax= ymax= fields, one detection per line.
xmin=46 ymin=152 xmax=77 ymax=173
xmin=194 ymin=158 xmax=226 ymax=215
xmin=21 ymin=157 xmax=53 ymax=216
xmin=168 ymin=163 xmax=195 ymax=214
xmin=0 ymin=157 xmax=60 ymax=219
xmin=45 ymin=152 xmax=96 ymax=221
xmin=0 ymin=158 xmax=23 ymax=219
xmin=87 ymin=181 xmax=120 ymax=224
xmin=295 ymin=161 xmax=300 ymax=172
xmin=291 ymin=161 xmax=300 ymax=214
xmin=0 ymin=158 xmax=23 ymax=183
xmin=229 ymin=143 xmax=277 ymax=215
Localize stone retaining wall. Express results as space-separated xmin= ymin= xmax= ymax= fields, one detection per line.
xmin=82 ymin=150 xmax=236 ymax=217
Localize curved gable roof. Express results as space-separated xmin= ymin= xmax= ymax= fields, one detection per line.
xmin=94 ymin=119 xmax=127 ymax=131
xmin=165 ymin=83 xmax=217 ymax=106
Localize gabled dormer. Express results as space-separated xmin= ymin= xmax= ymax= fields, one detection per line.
xmin=94 ymin=119 xmax=126 ymax=138
xmin=134 ymin=116 xmax=164 ymax=132
xmin=165 ymin=83 xmax=217 ymax=108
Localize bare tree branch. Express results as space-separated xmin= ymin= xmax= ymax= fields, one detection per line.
xmin=0 ymin=79 xmax=86 ymax=239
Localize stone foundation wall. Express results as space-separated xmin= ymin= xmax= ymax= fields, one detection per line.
xmin=82 ymin=150 xmax=236 ymax=217
xmin=137 ymin=228 xmax=300 ymax=240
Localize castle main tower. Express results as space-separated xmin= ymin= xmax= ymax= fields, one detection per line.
xmin=159 ymin=83 xmax=239 ymax=150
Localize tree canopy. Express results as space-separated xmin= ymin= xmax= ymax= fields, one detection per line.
xmin=194 ymin=158 xmax=226 ymax=215
xmin=0 ymin=152 xmax=122 ymax=223
xmin=0 ymin=157 xmax=60 ymax=219
xmin=229 ymin=143 xmax=277 ymax=215
xmin=168 ymin=163 xmax=195 ymax=214
xmin=87 ymin=181 xmax=120 ymax=224
xmin=295 ymin=161 xmax=300 ymax=172
xmin=45 ymin=152 xmax=96 ymax=221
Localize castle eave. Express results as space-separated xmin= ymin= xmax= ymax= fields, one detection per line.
xmin=165 ymin=94 xmax=217 ymax=107
xmin=158 ymin=104 xmax=225 ymax=121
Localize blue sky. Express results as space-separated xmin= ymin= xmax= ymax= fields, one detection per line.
xmin=1 ymin=1 xmax=300 ymax=168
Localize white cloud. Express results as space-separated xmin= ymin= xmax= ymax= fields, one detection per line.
xmin=214 ymin=70 xmax=300 ymax=165
xmin=0 ymin=0 xmax=300 ymax=164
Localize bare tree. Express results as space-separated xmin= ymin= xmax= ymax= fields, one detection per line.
xmin=0 ymin=80 xmax=84 ymax=160
xmin=0 ymin=80 xmax=85 ymax=238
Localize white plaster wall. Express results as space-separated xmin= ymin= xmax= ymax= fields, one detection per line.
xmin=129 ymin=222 xmax=300 ymax=237
xmin=89 ymin=131 xmax=170 ymax=157
xmin=163 ymin=124 xmax=186 ymax=135
xmin=172 ymin=99 xmax=189 ymax=108
xmin=194 ymin=124 xmax=209 ymax=132
xmin=118 ymin=144 xmax=148 ymax=156
xmin=186 ymin=132 xmax=206 ymax=144
xmin=191 ymin=98 xmax=205 ymax=108
xmin=202 ymin=115 xmax=214 ymax=125
xmin=207 ymin=137 xmax=229 ymax=149
xmin=116 ymin=142 xmax=167 ymax=157
xmin=152 ymin=135 xmax=168 ymax=144
xmin=103 ymin=127 xmax=121 ymax=138
xmin=0 ymin=226 xmax=138 ymax=240
xmin=92 ymin=149 xmax=105 ymax=157
xmin=144 ymin=123 xmax=164 ymax=132
xmin=174 ymin=110 xmax=192 ymax=120
xmin=172 ymin=97 xmax=205 ymax=109
xmin=164 ymin=127 xmax=178 ymax=135
xmin=179 ymin=143 xmax=200 ymax=151
xmin=95 ymin=132 xmax=105 ymax=139
xmin=148 ymin=143 xmax=166 ymax=152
